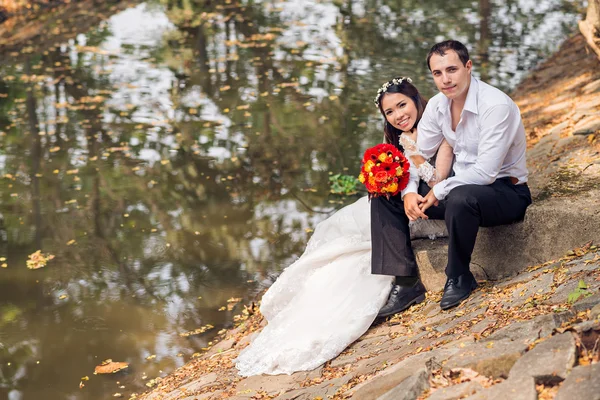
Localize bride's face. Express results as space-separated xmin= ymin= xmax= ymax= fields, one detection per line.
xmin=381 ymin=92 xmax=418 ymax=132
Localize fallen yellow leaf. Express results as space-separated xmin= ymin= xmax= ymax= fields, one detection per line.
xmin=94 ymin=360 xmax=129 ymax=374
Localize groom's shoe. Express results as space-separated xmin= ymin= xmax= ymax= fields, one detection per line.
xmin=440 ymin=273 xmax=478 ymax=310
xmin=377 ymin=280 xmax=426 ymax=318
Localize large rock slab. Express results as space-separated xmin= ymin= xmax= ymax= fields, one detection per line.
xmin=376 ymin=366 xmax=430 ymax=400
xmin=508 ymin=332 xmax=577 ymax=383
xmin=413 ymin=191 xmax=600 ymax=289
xmin=444 ymin=339 xmax=528 ymax=379
xmin=427 ymin=381 xmax=484 ymax=400
xmin=463 ymin=377 xmax=537 ymax=400
xmin=555 ymin=363 xmax=600 ymax=400
xmin=350 ymin=349 xmax=454 ymax=399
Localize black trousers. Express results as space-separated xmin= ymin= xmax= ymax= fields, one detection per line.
xmin=371 ymin=178 xmax=532 ymax=278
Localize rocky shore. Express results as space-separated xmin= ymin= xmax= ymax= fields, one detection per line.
xmin=135 ymin=32 xmax=600 ymax=400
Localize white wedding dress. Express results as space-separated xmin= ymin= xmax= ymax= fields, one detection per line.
xmin=235 ymin=135 xmax=449 ymax=376
xmin=234 ymin=198 xmax=447 ymax=376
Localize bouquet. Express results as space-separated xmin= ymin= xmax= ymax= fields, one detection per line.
xmin=358 ymin=143 xmax=410 ymax=198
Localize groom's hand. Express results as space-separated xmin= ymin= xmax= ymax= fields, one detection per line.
xmin=419 ymin=190 xmax=439 ymax=213
xmin=404 ymin=193 xmax=428 ymax=221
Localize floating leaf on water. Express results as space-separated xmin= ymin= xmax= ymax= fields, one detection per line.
xmin=66 ymin=240 xmax=76 ymax=246
xmin=94 ymin=360 xmax=129 ymax=374
xmin=26 ymin=250 xmax=55 ymax=270
xmin=179 ymin=324 xmax=214 ymax=337
xmin=59 ymin=294 xmax=68 ymax=300
xmin=145 ymin=354 xmax=156 ymax=360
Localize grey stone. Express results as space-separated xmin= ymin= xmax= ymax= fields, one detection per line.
xmin=565 ymin=255 xmax=600 ymax=273
xmin=427 ymin=381 xmax=483 ymax=400
xmin=547 ymin=278 xmax=600 ymax=305
xmin=412 ymin=239 xmax=487 ymax=292
xmin=508 ymin=272 xmax=554 ymax=306
xmin=508 ymin=332 xmax=577 ymax=383
xmin=572 ymin=292 xmax=600 ymax=314
xmin=276 ymin=376 xmax=352 ymax=400
xmin=573 ymin=115 xmax=600 ymax=135
xmin=469 ymin=318 xmax=498 ymax=336
xmin=179 ymin=372 xmax=218 ymax=392
xmin=487 ymin=314 xmax=555 ymax=344
xmin=570 ymin=319 xmax=600 ymax=335
xmin=555 ymin=363 xmax=600 ymax=400
xmin=554 ymin=311 xmax=577 ymax=328
xmin=582 ymin=78 xmax=600 ymax=94
xmin=464 ymin=377 xmax=537 ymax=400
xmin=179 ymin=392 xmax=220 ymax=400
xmin=444 ymin=339 xmax=528 ymax=379
xmin=495 ymin=269 xmax=544 ymax=289
xmin=434 ymin=307 xmax=486 ymax=334
xmin=376 ymin=367 xmax=430 ymax=400
xmin=205 ymin=337 xmax=236 ymax=356
xmin=351 ymin=349 xmax=454 ymax=399
xmin=235 ymin=367 xmax=321 ymax=397
xmin=591 ymin=303 xmax=600 ymax=320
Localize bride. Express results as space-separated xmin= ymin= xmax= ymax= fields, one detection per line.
xmin=235 ymin=77 xmax=454 ymax=377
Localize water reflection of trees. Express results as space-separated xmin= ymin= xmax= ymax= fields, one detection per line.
xmin=0 ymin=0 xmax=583 ymax=398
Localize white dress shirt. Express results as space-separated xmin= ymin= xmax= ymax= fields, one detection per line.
xmin=408 ymin=76 xmax=528 ymax=201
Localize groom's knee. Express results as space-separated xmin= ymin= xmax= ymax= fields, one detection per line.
xmin=445 ymin=185 xmax=481 ymax=217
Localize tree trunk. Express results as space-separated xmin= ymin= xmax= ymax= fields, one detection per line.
xmin=478 ymin=0 xmax=491 ymax=82
xmin=587 ymin=0 xmax=600 ymax=37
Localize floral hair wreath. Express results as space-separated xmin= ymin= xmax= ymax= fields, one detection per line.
xmin=373 ymin=77 xmax=413 ymax=107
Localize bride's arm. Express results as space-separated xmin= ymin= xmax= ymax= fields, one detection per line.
xmin=400 ymin=134 xmax=453 ymax=188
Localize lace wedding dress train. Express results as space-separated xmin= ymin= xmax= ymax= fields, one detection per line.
xmin=235 ymin=196 xmax=392 ymax=376
xmin=235 ymin=195 xmax=447 ymax=376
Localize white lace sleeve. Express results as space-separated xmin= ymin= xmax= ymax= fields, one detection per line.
xmin=399 ymin=134 xmax=439 ymax=187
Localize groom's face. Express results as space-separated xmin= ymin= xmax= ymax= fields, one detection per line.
xmin=429 ymin=50 xmax=472 ymax=102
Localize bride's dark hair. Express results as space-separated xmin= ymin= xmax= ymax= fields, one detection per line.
xmin=376 ymin=78 xmax=428 ymax=149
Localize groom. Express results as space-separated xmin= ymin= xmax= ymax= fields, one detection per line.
xmin=373 ymin=40 xmax=532 ymax=316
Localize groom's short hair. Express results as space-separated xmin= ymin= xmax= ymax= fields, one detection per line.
xmin=427 ymin=40 xmax=470 ymax=71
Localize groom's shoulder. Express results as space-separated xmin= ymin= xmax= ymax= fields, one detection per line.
xmin=424 ymin=91 xmax=446 ymax=113
xmin=476 ymin=79 xmax=517 ymax=111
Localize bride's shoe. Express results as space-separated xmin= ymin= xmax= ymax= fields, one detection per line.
xmin=377 ymin=280 xmax=426 ymax=317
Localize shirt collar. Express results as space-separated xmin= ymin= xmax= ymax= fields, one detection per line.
xmin=463 ymin=75 xmax=479 ymax=115
xmin=436 ymin=75 xmax=479 ymax=116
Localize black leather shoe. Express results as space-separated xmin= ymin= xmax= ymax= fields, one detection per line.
xmin=440 ymin=273 xmax=478 ymax=310
xmin=377 ymin=280 xmax=426 ymax=317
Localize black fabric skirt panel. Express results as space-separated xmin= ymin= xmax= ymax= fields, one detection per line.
xmin=370 ymin=181 xmax=445 ymax=277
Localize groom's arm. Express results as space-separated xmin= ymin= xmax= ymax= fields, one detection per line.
xmin=416 ymin=101 xmax=445 ymax=160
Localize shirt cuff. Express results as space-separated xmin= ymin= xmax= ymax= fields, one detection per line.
xmin=432 ymin=180 xmax=449 ymax=201
xmin=400 ymin=180 xmax=418 ymax=199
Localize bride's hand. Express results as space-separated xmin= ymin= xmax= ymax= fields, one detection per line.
xmin=404 ymin=193 xmax=428 ymax=221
